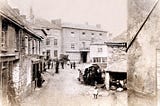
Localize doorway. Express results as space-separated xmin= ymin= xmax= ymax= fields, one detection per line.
xmin=81 ymin=52 xmax=87 ymax=63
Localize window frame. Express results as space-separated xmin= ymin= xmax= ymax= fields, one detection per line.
xmin=54 ymin=39 xmax=58 ymax=46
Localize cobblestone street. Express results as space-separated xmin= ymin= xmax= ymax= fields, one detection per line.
xmin=20 ymin=64 xmax=127 ymax=106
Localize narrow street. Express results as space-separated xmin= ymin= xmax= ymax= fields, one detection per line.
xmin=20 ymin=64 xmax=127 ymax=106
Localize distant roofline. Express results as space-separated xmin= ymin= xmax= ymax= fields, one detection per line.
xmin=0 ymin=11 xmax=42 ymax=40
xmin=62 ymin=26 xmax=107 ymax=33
xmin=33 ymin=28 xmax=48 ymax=35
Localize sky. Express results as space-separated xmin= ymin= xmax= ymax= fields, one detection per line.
xmin=7 ymin=0 xmax=127 ymax=36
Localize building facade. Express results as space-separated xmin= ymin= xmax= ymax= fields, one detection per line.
xmin=31 ymin=19 xmax=62 ymax=61
xmin=0 ymin=2 xmax=43 ymax=106
xmin=90 ymin=43 xmax=108 ymax=64
xmin=61 ymin=23 xmax=108 ymax=63
xmin=45 ymin=27 xmax=62 ymax=60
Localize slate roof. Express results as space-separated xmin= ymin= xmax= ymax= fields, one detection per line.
xmin=0 ymin=1 xmax=42 ymax=39
xmin=106 ymin=59 xmax=127 ymax=73
xmin=62 ymin=22 xmax=107 ymax=32
xmin=30 ymin=18 xmax=61 ymax=30
xmin=0 ymin=1 xmax=24 ymax=27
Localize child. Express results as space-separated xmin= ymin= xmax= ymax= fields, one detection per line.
xmin=93 ymin=87 xmax=98 ymax=99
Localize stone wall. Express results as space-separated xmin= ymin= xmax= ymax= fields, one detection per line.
xmin=46 ymin=29 xmax=62 ymax=59
xmin=62 ymin=27 xmax=108 ymax=62
xmin=127 ymin=0 xmax=160 ymax=105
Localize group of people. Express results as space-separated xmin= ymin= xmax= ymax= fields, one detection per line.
xmin=43 ymin=59 xmax=66 ymax=73
xmin=70 ymin=61 xmax=76 ymax=69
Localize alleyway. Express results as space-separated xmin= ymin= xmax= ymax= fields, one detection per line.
xmin=20 ymin=64 xmax=127 ymax=106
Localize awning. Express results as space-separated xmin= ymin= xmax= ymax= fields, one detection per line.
xmin=105 ymin=60 xmax=127 ymax=73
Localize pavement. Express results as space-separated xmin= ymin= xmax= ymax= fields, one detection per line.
xmin=20 ymin=64 xmax=127 ymax=106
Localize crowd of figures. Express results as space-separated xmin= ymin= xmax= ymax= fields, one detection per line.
xmin=44 ymin=59 xmax=77 ymax=73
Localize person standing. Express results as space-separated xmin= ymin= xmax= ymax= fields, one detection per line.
xmin=55 ymin=60 xmax=59 ymax=73
xmin=48 ymin=60 xmax=51 ymax=69
xmin=73 ymin=62 xmax=76 ymax=69
xmin=93 ymin=87 xmax=98 ymax=99
xmin=70 ymin=62 xmax=73 ymax=69
xmin=61 ymin=60 xmax=64 ymax=69
xmin=51 ymin=59 xmax=54 ymax=69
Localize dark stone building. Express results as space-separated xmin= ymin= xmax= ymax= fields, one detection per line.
xmin=0 ymin=1 xmax=43 ymax=106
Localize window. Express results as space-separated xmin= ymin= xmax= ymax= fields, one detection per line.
xmin=35 ymin=40 xmax=38 ymax=54
xmin=1 ymin=22 xmax=8 ymax=50
xmin=28 ymin=37 xmax=31 ymax=54
xmin=54 ymin=50 xmax=58 ymax=57
xmin=102 ymin=57 xmax=107 ymax=62
xmin=82 ymin=32 xmax=85 ymax=35
xmin=91 ymin=33 xmax=94 ymax=35
xmin=82 ymin=42 xmax=85 ymax=48
xmin=32 ymin=39 xmax=35 ymax=54
xmin=1 ymin=31 xmax=7 ymax=50
xmin=91 ymin=37 xmax=94 ymax=43
xmin=25 ymin=36 xmax=28 ymax=54
xmin=38 ymin=41 xmax=41 ymax=54
xmin=98 ymin=48 xmax=103 ymax=52
xmin=54 ymin=39 xmax=58 ymax=46
xmin=71 ymin=43 xmax=75 ymax=49
xmin=93 ymin=57 xmax=103 ymax=63
xmin=99 ymin=33 xmax=102 ymax=36
xmin=71 ymin=32 xmax=75 ymax=37
xmin=15 ymin=29 xmax=20 ymax=51
xmin=46 ymin=38 xmax=50 ymax=45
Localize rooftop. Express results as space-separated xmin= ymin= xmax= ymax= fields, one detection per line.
xmin=0 ymin=1 xmax=42 ymax=39
xmin=62 ymin=22 xmax=107 ymax=32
